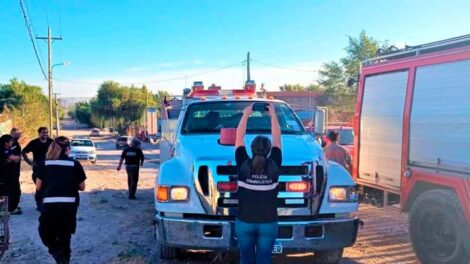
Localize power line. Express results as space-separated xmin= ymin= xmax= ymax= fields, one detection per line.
xmin=53 ymin=61 xmax=245 ymax=86
xmin=58 ymin=0 xmax=63 ymax=36
xmin=18 ymin=0 xmax=48 ymax=80
xmin=251 ymin=59 xmax=318 ymax=73
xmin=42 ymin=0 xmax=50 ymax=26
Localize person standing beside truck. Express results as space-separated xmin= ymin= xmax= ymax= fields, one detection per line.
xmin=324 ymin=130 xmax=352 ymax=173
xmin=36 ymin=136 xmax=86 ymax=264
xmin=234 ymin=103 xmax=282 ymax=264
xmin=117 ymin=139 xmax=145 ymax=200
xmin=22 ymin=127 xmax=53 ymax=210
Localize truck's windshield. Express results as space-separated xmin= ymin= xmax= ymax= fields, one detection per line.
xmin=181 ymin=101 xmax=306 ymax=135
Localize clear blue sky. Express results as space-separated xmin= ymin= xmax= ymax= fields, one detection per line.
xmin=1 ymin=0 xmax=470 ymax=96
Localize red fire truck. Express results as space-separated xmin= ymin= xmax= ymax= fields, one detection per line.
xmin=353 ymin=35 xmax=470 ymax=264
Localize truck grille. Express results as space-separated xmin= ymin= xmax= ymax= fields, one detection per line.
xmin=216 ymin=165 xmax=309 ymax=175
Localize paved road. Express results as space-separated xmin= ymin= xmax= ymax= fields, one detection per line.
xmin=2 ymin=125 xmax=418 ymax=263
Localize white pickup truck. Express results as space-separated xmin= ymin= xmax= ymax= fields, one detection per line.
xmin=154 ymin=82 xmax=360 ymax=263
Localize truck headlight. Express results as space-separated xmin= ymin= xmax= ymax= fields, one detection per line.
xmin=156 ymin=185 xmax=189 ymax=202
xmin=170 ymin=187 xmax=189 ymax=201
xmin=329 ymin=186 xmax=357 ymax=203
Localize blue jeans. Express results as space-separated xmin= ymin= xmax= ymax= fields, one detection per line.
xmin=236 ymin=219 xmax=278 ymax=264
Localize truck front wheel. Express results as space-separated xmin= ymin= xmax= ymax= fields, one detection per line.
xmin=312 ymin=248 xmax=344 ymax=264
xmin=410 ymin=189 xmax=470 ymax=264
xmin=155 ymin=224 xmax=179 ymax=260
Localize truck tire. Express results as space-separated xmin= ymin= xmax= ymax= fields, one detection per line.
xmin=159 ymin=243 xmax=177 ymax=260
xmin=312 ymin=248 xmax=344 ymax=264
xmin=155 ymin=224 xmax=179 ymax=260
xmin=410 ymin=189 xmax=470 ymax=264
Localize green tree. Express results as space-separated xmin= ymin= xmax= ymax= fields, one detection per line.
xmin=317 ymin=31 xmax=389 ymax=114
xmin=0 ymin=79 xmax=49 ymax=138
xmin=89 ymin=82 xmax=159 ymax=133
xmin=74 ymin=102 xmax=92 ymax=124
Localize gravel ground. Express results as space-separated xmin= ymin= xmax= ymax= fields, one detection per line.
xmin=0 ymin=127 xmax=418 ymax=264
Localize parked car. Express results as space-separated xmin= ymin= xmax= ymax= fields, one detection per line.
xmin=90 ymin=128 xmax=101 ymax=137
xmin=116 ymin=136 xmax=133 ymax=149
xmin=69 ymin=138 xmax=97 ymax=164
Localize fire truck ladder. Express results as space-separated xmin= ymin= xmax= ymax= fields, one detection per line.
xmin=363 ymin=34 xmax=470 ymax=66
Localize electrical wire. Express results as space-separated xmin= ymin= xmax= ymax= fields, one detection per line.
xmin=58 ymin=0 xmax=63 ymax=36
xmin=251 ymin=59 xmax=317 ymax=73
xmin=53 ymin=61 xmax=246 ymax=86
xmin=42 ymin=0 xmax=50 ymax=26
xmin=18 ymin=0 xmax=48 ymax=80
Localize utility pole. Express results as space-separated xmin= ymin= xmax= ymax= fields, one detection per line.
xmin=247 ymin=52 xmax=251 ymax=81
xmin=36 ymin=27 xmax=62 ymax=137
xmin=54 ymin=93 xmax=61 ymax=137
xmin=143 ymin=85 xmax=148 ymax=131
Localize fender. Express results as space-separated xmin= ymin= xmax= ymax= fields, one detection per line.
xmin=155 ymin=158 xmax=206 ymax=214
xmin=319 ymin=162 xmax=358 ymax=214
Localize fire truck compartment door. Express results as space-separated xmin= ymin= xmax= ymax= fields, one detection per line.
xmin=359 ymin=70 xmax=408 ymax=188
xmin=410 ymin=59 xmax=470 ymax=174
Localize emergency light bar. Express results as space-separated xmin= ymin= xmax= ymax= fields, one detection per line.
xmin=189 ymin=80 xmax=257 ymax=97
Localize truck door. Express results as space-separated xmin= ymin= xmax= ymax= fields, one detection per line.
xmin=359 ymin=70 xmax=408 ymax=189
xmin=159 ymin=104 xmax=182 ymax=163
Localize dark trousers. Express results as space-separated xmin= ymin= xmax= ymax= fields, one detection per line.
xmin=8 ymin=172 xmax=21 ymax=211
xmin=126 ymin=165 xmax=140 ymax=198
xmin=38 ymin=204 xmax=77 ymax=262
xmin=236 ymin=219 xmax=278 ymax=264
xmin=33 ymin=166 xmax=42 ymax=210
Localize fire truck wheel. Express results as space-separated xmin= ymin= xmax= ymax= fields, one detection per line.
xmin=312 ymin=248 xmax=343 ymax=264
xmin=410 ymin=189 xmax=470 ymax=264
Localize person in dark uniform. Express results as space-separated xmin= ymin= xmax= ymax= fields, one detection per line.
xmin=8 ymin=128 xmax=23 ymax=214
xmin=22 ymin=127 xmax=53 ymax=210
xmin=36 ymin=136 xmax=86 ymax=264
xmin=117 ymin=139 xmax=144 ymax=200
xmin=235 ymin=103 xmax=282 ymax=264
xmin=0 ymin=135 xmax=21 ymax=197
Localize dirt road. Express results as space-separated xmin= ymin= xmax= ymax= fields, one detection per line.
xmin=1 ymin=128 xmax=418 ymax=264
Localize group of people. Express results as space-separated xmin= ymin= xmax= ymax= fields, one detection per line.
xmin=0 ymin=126 xmax=146 ymax=264
xmin=0 ymin=127 xmax=84 ymax=263
xmin=0 ymin=127 xmax=53 ymax=215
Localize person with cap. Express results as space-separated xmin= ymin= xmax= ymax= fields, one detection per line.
xmin=117 ymin=139 xmax=144 ymax=200
xmin=8 ymin=128 xmax=23 ymax=214
xmin=234 ymin=102 xmax=282 ymax=264
xmin=36 ymin=136 xmax=86 ymax=264
xmin=22 ymin=127 xmax=53 ymax=210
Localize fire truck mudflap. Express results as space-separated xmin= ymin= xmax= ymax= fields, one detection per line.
xmin=154 ymin=81 xmax=359 ymax=261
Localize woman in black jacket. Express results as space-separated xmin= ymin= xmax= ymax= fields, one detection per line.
xmin=36 ymin=136 xmax=86 ymax=264
xmin=235 ymin=103 xmax=282 ymax=264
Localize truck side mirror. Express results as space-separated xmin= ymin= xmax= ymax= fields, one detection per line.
xmin=314 ymin=107 xmax=327 ymax=135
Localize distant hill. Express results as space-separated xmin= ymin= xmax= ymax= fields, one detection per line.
xmin=60 ymin=97 xmax=91 ymax=108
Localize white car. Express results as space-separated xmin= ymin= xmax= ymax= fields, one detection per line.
xmin=69 ymin=138 xmax=97 ymax=164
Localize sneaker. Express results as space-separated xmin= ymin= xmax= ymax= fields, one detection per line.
xmin=9 ymin=208 xmax=22 ymax=215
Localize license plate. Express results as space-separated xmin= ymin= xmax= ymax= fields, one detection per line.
xmin=272 ymin=243 xmax=283 ymax=254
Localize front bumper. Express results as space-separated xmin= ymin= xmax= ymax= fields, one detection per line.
xmin=155 ymin=214 xmax=359 ymax=251
xmin=69 ymin=154 xmax=97 ymax=161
